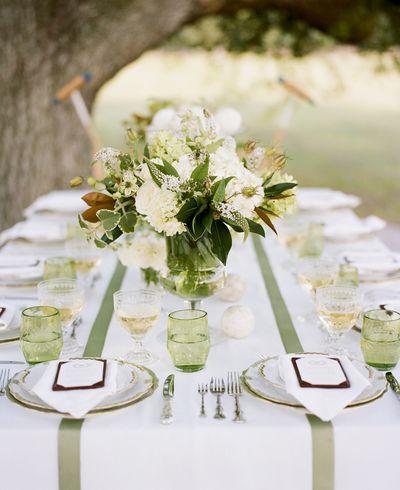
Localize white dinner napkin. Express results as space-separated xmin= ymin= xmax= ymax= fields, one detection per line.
xmin=279 ymin=354 xmax=370 ymax=421
xmin=341 ymin=250 xmax=400 ymax=279
xmin=324 ymin=215 xmax=386 ymax=241
xmin=24 ymin=190 xmax=86 ymax=217
xmin=297 ymin=188 xmax=361 ymax=211
xmin=32 ymin=359 xmax=118 ymax=418
xmin=0 ymin=221 xmax=66 ymax=246
xmin=0 ymin=255 xmax=43 ymax=282
xmin=0 ymin=302 xmax=17 ymax=330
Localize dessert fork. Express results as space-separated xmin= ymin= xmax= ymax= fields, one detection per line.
xmin=227 ymin=371 xmax=245 ymax=423
xmin=197 ymin=383 xmax=208 ymax=417
xmin=210 ymin=377 xmax=225 ymax=419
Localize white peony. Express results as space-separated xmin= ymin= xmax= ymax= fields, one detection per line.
xmin=118 ymin=231 xmax=167 ymax=272
xmin=214 ymin=107 xmax=242 ymax=136
xmin=225 ymin=168 xmax=264 ymax=218
xmin=135 ymin=180 xmax=156 ymax=215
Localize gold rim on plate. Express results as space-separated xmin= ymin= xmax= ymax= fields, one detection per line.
xmin=6 ymin=358 xmax=158 ymax=417
xmin=244 ymin=355 xmax=387 ymax=410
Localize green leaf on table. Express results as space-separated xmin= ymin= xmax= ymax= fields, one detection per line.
xmin=119 ymin=211 xmax=137 ymax=233
xmin=264 ymin=182 xmax=297 ymax=196
xmin=190 ymin=158 xmax=209 ymax=182
xmin=255 ymin=207 xmax=277 ymax=235
xmin=96 ymin=209 xmax=121 ymax=232
xmin=211 ymin=220 xmax=232 ymax=265
xmin=176 ymin=197 xmax=199 ymax=223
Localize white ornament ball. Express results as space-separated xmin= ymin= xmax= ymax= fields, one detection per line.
xmin=217 ymin=273 xmax=246 ymax=302
xmin=222 ymin=305 xmax=255 ymax=339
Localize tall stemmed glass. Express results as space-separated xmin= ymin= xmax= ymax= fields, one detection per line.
xmin=113 ymin=289 xmax=161 ymax=364
xmin=316 ymin=286 xmax=362 ymax=354
xmin=37 ymin=278 xmax=85 ymax=356
xmin=65 ymin=238 xmax=102 ymax=287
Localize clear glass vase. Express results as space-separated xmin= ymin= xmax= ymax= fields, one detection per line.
xmin=160 ymin=233 xmax=225 ymax=309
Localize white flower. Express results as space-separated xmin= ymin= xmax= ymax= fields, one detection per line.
xmin=209 ymin=138 xmax=242 ymax=179
xmin=148 ymin=131 xmax=191 ymax=161
xmin=247 ymin=147 xmax=265 ymax=170
xmin=174 ymin=154 xmax=195 ymax=181
xmin=118 ymin=231 xmax=167 ymax=272
xmin=135 ymin=180 xmax=185 ymax=236
xmin=161 ymin=175 xmax=181 ymax=192
xmin=214 ymin=107 xmax=242 ymax=136
xmin=146 ymin=108 xmax=180 ymax=142
xmin=225 ymin=168 xmax=264 ymax=218
xmin=94 ymin=147 xmax=121 ymax=174
xmin=120 ymin=170 xmax=139 ymax=197
xmin=178 ymin=107 xmax=220 ymax=144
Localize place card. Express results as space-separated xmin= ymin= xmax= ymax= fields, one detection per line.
xmin=52 ymin=359 xmax=107 ymax=391
xmin=291 ymin=356 xmax=350 ymax=389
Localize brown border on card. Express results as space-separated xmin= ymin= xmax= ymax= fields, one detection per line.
xmin=291 ymin=356 xmax=350 ymax=389
xmin=52 ymin=359 xmax=107 ymax=391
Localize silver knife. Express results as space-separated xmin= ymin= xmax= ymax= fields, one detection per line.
xmin=160 ymin=374 xmax=174 ymax=425
xmin=385 ymin=372 xmax=400 ymax=399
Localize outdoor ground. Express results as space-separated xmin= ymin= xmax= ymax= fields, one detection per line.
xmin=93 ymin=48 xmax=400 ymax=224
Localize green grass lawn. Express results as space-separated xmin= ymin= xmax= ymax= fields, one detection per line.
xmin=93 ymin=49 xmax=400 ymax=223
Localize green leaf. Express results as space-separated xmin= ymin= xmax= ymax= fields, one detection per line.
xmin=176 ymin=198 xmax=199 ymax=223
xmin=143 ymin=144 xmax=150 ymax=159
xmin=78 ymin=214 xmax=88 ymax=230
xmin=191 ymin=213 xmax=206 ymax=240
xmin=255 ymin=207 xmax=277 ymax=235
xmin=96 ymin=209 xmax=121 ymax=232
xmin=119 ymin=211 xmax=137 ymax=233
xmin=202 ymin=209 xmax=214 ymax=233
xmin=190 ymin=158 xmax=209 ymax=182
xmin=101 ymin=227 xmax=123 ymax=244
xmin=212 ymin=177 xmax=235 ymax=204
xmin=211 ymin=220 xmax=232 ymax=265
xmin=264 ymin=182 xmax=297 ymax=196
xmin=147 ymin=161 xmax=163 ymax=187
xmin=262 ymin=172 xmax=275 ymax=187
xmin=94 ymin=238 xmax=107 ymax=249
xmin=247 ymin=218 xmax=265 ymax=237
xmin=162 ymin=160 xmax=179 ymax=177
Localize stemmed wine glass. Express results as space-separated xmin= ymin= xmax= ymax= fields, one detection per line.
xmin=113 ymin=289 xmax=161 ymax=364
xmin=316 ymin=286 xmax=362 ymax=355
xmin=37 ymin=278 xmax=85 ymax=357
xmin=65 ymin=238 xmax=102 ymax=287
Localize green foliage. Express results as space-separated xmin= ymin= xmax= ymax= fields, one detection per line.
xmin=210 ymin=220 xmax=232 ymax=265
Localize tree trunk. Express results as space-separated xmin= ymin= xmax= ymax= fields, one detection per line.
xmin=0 ymin=0 xmax=384 ymax=229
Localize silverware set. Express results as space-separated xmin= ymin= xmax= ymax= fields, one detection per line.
xmin=199 ymin=372 xmax=245 ymax=422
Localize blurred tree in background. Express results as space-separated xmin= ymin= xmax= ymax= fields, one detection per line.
xmin=0 ymin=0 xmax=399 ymax=229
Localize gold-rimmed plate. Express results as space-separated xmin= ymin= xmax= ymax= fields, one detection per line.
xmin=244 ymin=354 xmax=387 ymax=409
xmin=6 ymin=358 xmax=158 ymax=417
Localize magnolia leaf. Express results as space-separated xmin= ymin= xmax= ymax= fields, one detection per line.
xmin=247 ymin=218 xmax=265 ymax=237
xmin=255 ymin=207 xmax=277 ymax=235
xmin=119 ymin=211 xmax=137 ymax=233
xmin=81 ymin=203 xmax=114 ymax=223
xmin=176 ymin=198 xmax=199 ymax=223
xmin=82 ymin=192 xmax=115 ymax=207
xmin=264 ymin=182 xmax=297 ymax=196
xmin=190 ymin=158 xmax=209 ymax=182
xmin=96 ymin=209 xmax=121 ymax=232
xmin=211 ymin=220 xmax=232 ymax=265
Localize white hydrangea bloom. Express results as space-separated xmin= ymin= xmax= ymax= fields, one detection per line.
xmin=178 ymin=107 xmax=220 ymax=144
xmin=118 ymin=231 xmax=167 ymax=273
xmin=209 ymin=138 xmax=242 ymax=179
xmin=148 ymin=131 xmax=191 ymax=161
xmin=135 ymin=180 xmax=185 ymax=236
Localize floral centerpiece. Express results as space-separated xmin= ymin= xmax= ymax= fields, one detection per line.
xmin=74 ymin=107 xmax=297 ymax=303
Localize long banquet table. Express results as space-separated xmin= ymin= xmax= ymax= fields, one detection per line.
xmin=1 ymin=192 xmax=400 ymax=490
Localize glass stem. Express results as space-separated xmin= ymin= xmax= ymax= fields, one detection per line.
xmin=132 ymin=338 xmax=144 ymax=353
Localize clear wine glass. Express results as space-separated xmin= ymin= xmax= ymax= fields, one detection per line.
xmin=65 ymin=238 xmax=102 ymax=288
xmin=37 ymin=278 xmax=85 ymax=357
xmin=113 ymin=289 xmax=161 ymax=364
xmin=316 ymin=286 xmax=362 ymax=355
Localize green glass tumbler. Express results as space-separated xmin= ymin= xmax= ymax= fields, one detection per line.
xmin=361 ymin=309 xmax=400 ymax=371
xmin=298 ymin=223 xmax=324 ymax=258
xmin=44 ymin=256 xmax=76 ymax=280
xmin=20 ymin=306 xmax=63 ymax=364
xmin=336 ymin=264 xmax=359 ymax=287
xmin=167 ymin=309 xmax=210 ymax=372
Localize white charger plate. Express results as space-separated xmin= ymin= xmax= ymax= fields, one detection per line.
xmin=7 ymin=358 xmax=158 ymax=417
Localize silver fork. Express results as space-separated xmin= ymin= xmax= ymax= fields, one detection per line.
xmin=210 ymin=377 xmax=225 ymax=419
xmin=227 ymin=371 xmax=246 ymax=423
xmin=198 ymin=383 xmax=208 ymax=417
xmin=0 ymin=368 xmax=11 ymax=396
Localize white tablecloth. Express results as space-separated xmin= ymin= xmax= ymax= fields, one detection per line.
xmin=1 ymin=194 xmax=400 ymax=490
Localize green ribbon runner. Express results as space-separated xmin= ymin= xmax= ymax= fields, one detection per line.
xmin=58 ymin=262 xmax=127 ymax=490
xmin=253 ymin=236 xmax=334 ymax=490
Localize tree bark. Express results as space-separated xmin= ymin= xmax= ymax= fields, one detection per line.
xmin=0 ymin=0 xmax=388 ymax=229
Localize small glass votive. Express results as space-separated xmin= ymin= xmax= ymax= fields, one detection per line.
xmin=167 ymin=309 xmax=210 ymax=372
xmin=336 ymin=263 xmax=359 ymax=287
xmin=44 ymin=256 xmax=76 ymax=280
xmin=361 ymin=309 xmax=400 ymax=371
xmin=298 ymin=223 xmax=324 ymax=258
xmin=20 ymin=306 xmax=63 ymax=364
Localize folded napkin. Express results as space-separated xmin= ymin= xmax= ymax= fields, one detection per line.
xmin=32 ymin=359 xmax=118 ymax=418
xmin=0 ymin=221 xmax=66 ymax=246
xmin=341 ymin=250 xmax=400 ymax=279
xmin=0 ymin=303 xmax=16 ymax=330
xmin=24 ymin=190 xmax=86 ymax=217
xmin=0 ymin=255 xmax=43 ymax=282
xmin=279 ymin=354 xmax=370 ymax=421
xmin=297 ymin=188 xmax=361 ymax=211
